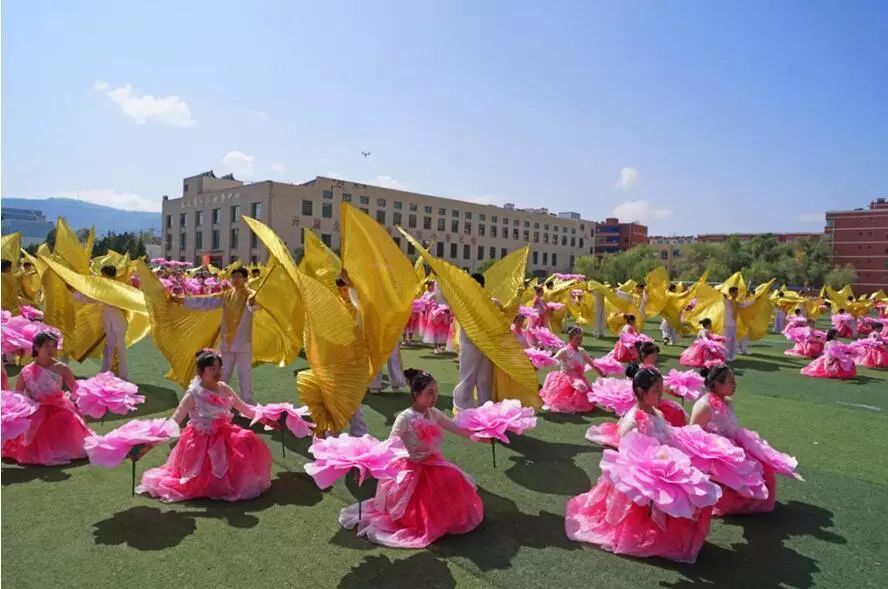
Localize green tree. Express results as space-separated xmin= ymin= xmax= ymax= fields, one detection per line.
xmin=824 ymin=264 xmax=857 ymax=289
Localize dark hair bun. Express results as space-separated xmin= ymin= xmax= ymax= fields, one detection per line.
xmin=625 ymin=362 xmax=640 ymax=379
xmin=699 ymin=366 xmax=711 ymax=379
xmin=404 ymin=368 xmax=422 ymax=383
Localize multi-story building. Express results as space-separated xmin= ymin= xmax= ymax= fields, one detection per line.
xmin=161 ymin=172 xmax=628 ymax=276
xmin=593 ymin=217 xmax=648 ymax=254
xmin=825 ymin=198 xmax=888 ymax=294
xmin=1 ymin=207 xmax=54 ymax=247
xmin=648 ymin=235 xmax=698 ymax=272
xmin=696 ymin=232 xmax=822 ymax=243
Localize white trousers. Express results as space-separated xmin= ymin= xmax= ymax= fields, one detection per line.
xmin=370 ymin=345 xmax=406 ymax=391
xmin=349 ymin=406 xmax=368 ymax=436
xmin=102 ymin=327 xmax=128 ymax=380
xmin=773 ymin=310 xmax=786 ymax=333
xmin=660 ymin=319 xmax=680 ymax=345
xmin=221 ymin=345 xmax=253 ymax=403
xmin=452 ymin=335 xmax=493 ymax=411
xmin=593 ymin=298 xmax=606 ymax=337
xmin=724 ymin=326 xmax=738 ymax=361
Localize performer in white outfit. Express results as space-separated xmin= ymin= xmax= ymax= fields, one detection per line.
xmin=723 ymin=287 xmax=752 ymax=362
xmin=369 ymin=344 xmax=406 ymax=393
xmin=336 ymin=270 xmax=371 ymax=436
xmin=451 ymin=273 xmax=495 ymax=412
xmin=592 ymin=288 xmax=606 ymax=338
xmin=178 ymin=267 xmax=257 ymax=402
xmin=72 ymin=265 xmax=129 ymax=379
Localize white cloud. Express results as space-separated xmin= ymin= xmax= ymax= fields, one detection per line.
xmin=218 ymin=151 xmax=255 ymax=179
xmin=612 ymin=200 xmax=672 ymax=224
xmin=93 ymin=82 xmax=196 ymax=127
xmin=615 ymin=166 xmax=640 ymax=190
xmin=370 ymin=175 xmax=408 ymax=190
xmin=798 ymin=212 xmax=823 ymax=224
xmin=48 ymin=188 xmax=161 ymax=212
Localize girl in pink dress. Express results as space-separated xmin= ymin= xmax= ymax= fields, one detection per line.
xmin=853 ymin=323 xmax=888 ymax=369
xmin=539 ymin=326 xmax=597 ymax=413
xmin=511 ymin=314 xmax=531 ymax=348
xmin=783 ymin=320 xmax=826 ymax=359
xmin=2 ymin=331 xmax=93 ymax=465
xmin=801 ymin=329 xmax=857 ymax=379
xmin=137 ymin=350 xmax=272 ymax=502
xmin=680 ymin=318 xmax=727 ymax=368
xmin=566 ymin=366 xmax=717 ymax=563
xmin=422 ymin=283 xmax=452 ymax=354
xmin=831 ymin=309 xmax=855 ymax=339
xmin=636 ymin=343 xmax=688 ymax=427
xmin=340 ymin=369 xmax=483 ymax=548
xmin=612 ymin=315 xmax=641 ymax=363
xmin=690 ymin=364 xmax=801 ymax=516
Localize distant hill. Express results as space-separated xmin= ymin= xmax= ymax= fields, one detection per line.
xmin=1 ymin=197 xmax=160 ymax=235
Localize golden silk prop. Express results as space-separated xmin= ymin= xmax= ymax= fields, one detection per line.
xmin=483 ymin=245 xmax=529 ymax=313
xmin=299 ymin=229 xmax=342 ymax=294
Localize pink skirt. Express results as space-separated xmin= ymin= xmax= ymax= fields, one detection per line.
xmin=422 ymin=314 xmax=452 ymax=345
xmin=713 ymin=465 xmax=777 ymax=517
xmin=405 ymin=312 xmax=421 ymax=335
xmin=539 ymin=371 xmax=596 ymax=414
xmin=801 ymin=357 xmax=856 ymax=379
xmin=835 ymin=324 xmax=853 ymax=339
xmin=612 ymin=341 xmax=639 ymax=363
xmin=784 ymin=340 xmax=824 ymax=358
xmin=2 ymin=397 xmax=92 ymax=465
xmin=339 ymin=455 xmax=483 ymax=548
xmin=656 ymin=398 xmax=688 ymax=427
xmin=565 ymin=475 xmax=712 ymax=563
xmin=137 ymin=420 xmax=271 ymax=502
xmin=858 ymin=346 xmax=888 ymax=368
xmin=680 ymin=341 xmax=726 ymax=368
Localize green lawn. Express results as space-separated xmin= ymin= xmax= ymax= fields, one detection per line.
xmin=2 ymin=323 xmax=886 ymax=588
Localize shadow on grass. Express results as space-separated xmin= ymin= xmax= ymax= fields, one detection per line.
xmin=1 ymin=460 xmax=85 ymax=485
xmin=89 ymin=383 xmax=181 ymax=425
xmin=504 ymin=433 xmax=598 ymax=496
xmin=539 ymin=412 xmax=590 ymax=425
xmin=364 ymin=392 xmax=410 ymax=427
xmin=339 ymin=553 xmax=456 ymax=588
xmin=91 ymin=472 xmax=323 ymax=549
xmin=657 ymin=500 xmax=845 ymax=589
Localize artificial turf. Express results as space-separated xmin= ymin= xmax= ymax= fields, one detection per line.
xmin=2 ymin=322 xmax=886 ymax=588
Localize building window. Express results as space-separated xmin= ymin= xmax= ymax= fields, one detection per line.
xmin=464 ymin=222 xmax=472 ymax=235
xmin=544 ymin=224 xmax=549 ymax=230
xmin=322 ymin=202 xmax=333 ymax=218
xmin=250 ymin=255 xmax=258 ymax=264
xmin=251 ymin=231 xmax=258 ymax=249
xmin=166 ymin=215 xmax=172 ymax=229
xmin=211 ymin=209 xmax=220 ymax=225
xmin=438 ymin=208 xmax=446 ymax=215
xmin=321 ymin=234 xmax=332 ymax=247
xmin=451 ymin=209 xmax=459 ymax=218
xmin=451 ymin=220 xmax=459 ymax=233
xmin=514 ymin=219 xmax=520 ymax=226
xmin=377 ymin=198 xmax=386 ymax=207
xmin=500 ymin=248 xmax=507 ymax=258
xmin=394 ymin=201 xmax=402 ymax=210
xmin=436 ymin=242 xmax=445 ymax=257
xmin=230 ymin=255 xmax=239 ymax=264
xmin=408 ymin=214 xmax=417 ymax=229
xmin=570 ymin=237 xmax=576 ymax=247
xmin=231 ymin=228 xmax=240 ymax=249
xmin=376 ymin=210 xmax=386 ymax=224
xmin=360 ymin=195 xmax=369 ymax=205
xmin=478 ymin=246 xmax=484 ymax=260
xmin=552 ymin=253 xmax=558 ymax=266
xmin=393 ymin=236 xmax=401 ymax=249
xmin=512 ymin=228 xmax=519 ymax=240
xmin=562 ymin=236 xmax=568 ymax=246
xmin=479 ymin=224 xmax=486 ymax=236
xmin=492 ymin=215 xmax=498 ymax=223
xmin=212 ymin=230 xmax=220 ymax=249
xmin=465 ymin=211 xmax=472 ymax=220
xmin=251 ymin=202 xmax=263 ymax=219
xmin=423 ymin=216 xmax=432 ymax=230
xmin=533 ymin=231 xmax=539 ymax=243
xmin=322 ymin=190 xmax=333 ymax=200
xmin=343 ymin=193 xmax=352 ymax=202
xmin=195 ymin=211 xmax=203 ymax=227
xmin=523 ymin=230 xmax=529 ymax=241
xmin=463 ymin=244 xmax=470 ymax=260
xmin=489 ymin=246 xmax=495 ymax=259
xmin=302 ymin=200 xmax=314 ymax=216
xmin=407 ymin=242 xmax=416 ymax=255
xmin=544 ymin=234 xmax=549 ymax=244
xmin=437 ymin=218 xmax=445 ymax=231
xmin=533 ymin=251 xmax=539 ymax=265
xmin=450 ymin=243 xmax=458 ymax=258
xmin=661 ymin=251 xmax=669 ymax=260
xmin=492 ymin=226 xmax=498 ymax=238
xmin=543 ymin=252 xmax=549 ymax=265
xmin=195 ymin=231 xmax=203 ymax=250
xmin=503 ymin=217 xmax=509 ymax=225
xmin=524 ymin=220 xmax=530 ymax=228
xmin=579 ymin=238 xmax=584 ymax=248
xmin=179 ymin=232 xmax=187 ymax=249
xmin=394 ymin=212 xmax=403 ymax=225
xmin=231 ymin=205 xmax=241 ymax=223
xmin=409 ymin=203 xmax=418 ymax=212
xmin=361 ymin=208 xmax=369 ymax=215
xmin=179 ymin=213 xmax=186 ymax=227
xmin=424 ymin=205 xmax=432 ymax=214
xmin=534 ymin=222 xmax=539 ymax=229
xmin=479 ymin=214 xmax=486 ymax=221
xmin=165 ymin=235 xmax=172 ymax=250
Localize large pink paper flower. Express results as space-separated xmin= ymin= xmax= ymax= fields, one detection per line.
xmin=587 ymin=378 xmax=635 ymax=415
xmin=304 ymin=434 xmax=409 ymax=488
xmin=518 ymin=305 xmax=539 ymax=319
xmin=591 ymin=353 xmax=625 ymax=376
xmin=84 ymin=418 xmax=180 ymax=468
xmin=668 ymin=425 xmax=768 ymax=499
xmin=734 ymin=428 xmax=803 ymax=480
xmin=1 ymin=390 xmax=39 ymax=442
xmin=664 ymin=369 xmax=705 ymax=401
xmin=19 ymin=305 xmax=43 ymax=321
xmin=74 ymin=372 xmax=145 ymax=419
xmin=453 ymin=399 xmax=538 ymax=443
xmin=524 ymin=347 xmax=557 ymax=369
xmin=546 ymin=302 xmax=565 ymax=312
xmin=528 ymin=327 xmax=563 ymax=350
xmin=1 ymin=316 xmax=62 ymax=354
xmin=600 ymin=431 xmax=721 ymax=519
xmin=585 ymin=421 xmax=620 ymax=448
xmin=251 ymin=403 xmax=314 ymax=438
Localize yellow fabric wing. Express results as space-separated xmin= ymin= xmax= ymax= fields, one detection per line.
xmin=299 ymin=229 xmax=342 ymax=293
xmin=483 ymin=245 xmax=529 ymax=311
xmin=252 ymin=258 xmax=304 ymax=366
xmin=643 ymin=266 xmax=669 ymax=318
xmin=737 ymin=280 xmax=775 ymax=341
xmin=2 ymin=233 xmax=21 ymax=271
xmin=53 ymin=218 xmax=91 ymax=274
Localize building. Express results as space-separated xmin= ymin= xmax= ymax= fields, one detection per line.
xmin=825 ymin=198 xmax=888 ymax=294
xmin=696 ymin=232 xmax=822 ymax=243
xmin=593 ymin=217 xmax=648 ymax=255
xmin=161 ymin=172 xmax=629 ymax=276
xmin=0 ymin=207 xmax=55 ymax=247
xmin=648 ymin=235 xmax=698 ymax=272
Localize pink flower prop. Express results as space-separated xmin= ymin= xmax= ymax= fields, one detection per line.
xmin=668 ymin=425 xmax=768 ymax=499
xmin=1 ymin=310 xmax=11 ymax=323
xmin=1 ymin=390 xmax=39 ymax=442
xmin=524 ymin=347 xmax=557 ymax=369
xmin=411 ymin=299 xmax=426 ymax=313
xmin=585 ymin=421 xmax=620 ymax=448
xmin=453 ymin=399 xmax=538 ymax=443
xmin=528 ymin=327 xmax=563 ymax=350
xmin=518 ymin=305 xmax=539 ymax=319
xmin=546 ymin=302 xmax=565 ymax=312
xmin=1 ymin=316 xmax=62 ymax=354
xmin=250 ymin=403 xmax=314 ymax=438
xmin=554 ymin=273 xmax=585 ymax=281
xmin=84 ymin=419 xmax=180 ymax=468
xmin=74 ymin=372 xmax=145 ymax=419
xmin=600 ymin=431 xmax=721 ymax=519
xmin=19 ymin=305 xmax=43 ymax=321
xmin=587 ymin=378 xmax=635 ymax=415
xmin=734 ymin=428 xmax=803 ymax=481
xmin=664 ymin=369 xmax=705 ymax=401
xmin=304 ymin=434 xmax=409 ymax=488
xmin=591 ymin=353 xmax=624 ymax=376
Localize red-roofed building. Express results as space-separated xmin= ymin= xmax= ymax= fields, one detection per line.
xmin=825 ymin=198 xmax=888 ymax=294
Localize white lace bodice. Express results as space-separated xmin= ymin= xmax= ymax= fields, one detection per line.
xmin=559 ymin=345 xmax=587 ymax=376
xmin=185 ymin=379 xmax=234 ymax=433
xmin=21 ymin=363 xmax=65 ymax=401
xmin=618 ymin=405 xmax=671 ymax=443
xmin=698 ymin=393 xmax=740 ymax=438
xmin=390 ymin=407 xmax=459 ymax=461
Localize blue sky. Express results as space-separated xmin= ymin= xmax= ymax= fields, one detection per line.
xmin=3 ymin=0 xmax=886 ymax=235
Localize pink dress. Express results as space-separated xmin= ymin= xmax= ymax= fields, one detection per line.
xmin=339 ymin=407 xmax=483 ymax=548
xmin=405 ymin=299 xmax=423 ymax=339
xmin=137 ymin=379 xmax=271 ymax=502
xmin=854 ymin=333 xmax=888 ymax=369
xmin=680 ymin=330 xmax=727 ymax=368
xmin=565 ymin=407 xmax=713 ymax=563
xmin=784 ymin=327 xmax=826 ymax=358
xmin=422 ymin=303 xmax=452 ymax=346
xmin=539 ymin=345 xmax=596 ymax=413
xmin=612 ymin=326 xmax=641 ymax=363
xmin=831 ymin=313 xmax=854 ymax=338
xmin=801 ymin=340 xmax=857 ymax=379
xmin=2 ymin=363 xmax=93 ymax=465
xmin=695 ymin=394 xmax=778 ymax=516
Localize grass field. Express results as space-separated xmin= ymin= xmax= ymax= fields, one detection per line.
xmin=2 ymin=323 xmax=886 ymax=588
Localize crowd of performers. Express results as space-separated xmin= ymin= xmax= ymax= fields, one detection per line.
xmin=2 ymin=212 xmax=886 ymax=564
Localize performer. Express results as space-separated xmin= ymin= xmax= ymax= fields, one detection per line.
xmin=635 ymin=342 xmax=687 ymax=426
xmin=369 ymin=344 xmax=407 ymax=394
xmin=176 ymin=267 xmax=258 ymax=402
xmin=612 ymin=314 xmax=641 ymax=363
xmin=801 ymin=329 xmax=857 ymax=379
xmin=783 ymin=320 xmax=826 ymax=359
xmin=831 ymin=308 xmax=855 ymax=339
xmin=724 ymin=287 xmax=753 ymax=361
xmin=451 ymin=274 xmax=495 ymax=411
xmin=137 ymin=349 xmax=272 ymax=502
xmin=2 ymin=331 xmax=93 ymax=465
xmin=592 ymin=286 xmax=606 ymax=338
xmin=339 ymin=368 xmax=483 ymax=548
xmin=422 ymin=282 xmax=451 ymax=354
xmin=680 ymin=318 xmax=727 ymax=368
xmin=539 ymin=326 xmax=597 ymax=413
xmin=853 ymin=323 xmax=888 ymax=369
xmin=565 ymin=365 xmax=717 ymax=563
xmin=511 ymin=313 xmax=530 ymax=348
xmin=72 ymin=265 xmax=130 ymax=379
xmin=772 ymin=291 xmax=787 ymax=333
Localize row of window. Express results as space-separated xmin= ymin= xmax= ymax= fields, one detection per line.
xmin=168 ymin=228 xmax=260 ymax=252
xmin=167 ymin=202 xmax=264 ymax=229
